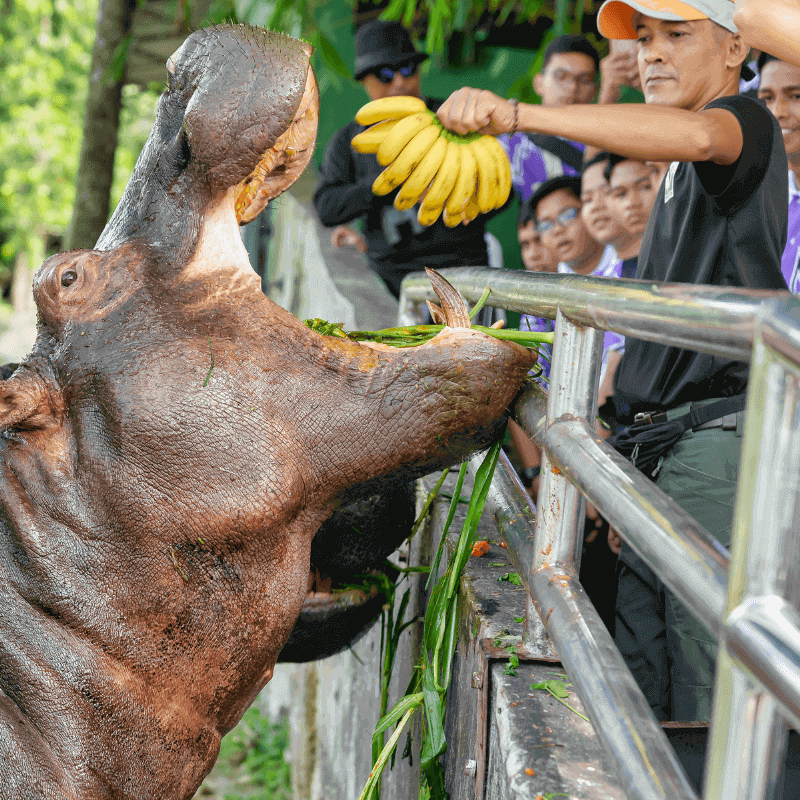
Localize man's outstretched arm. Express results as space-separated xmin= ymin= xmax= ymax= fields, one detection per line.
xmin=734 ymin=0 xmax=800 ymax=69
xmin=435 ymin=88 xmax=743 ymax=166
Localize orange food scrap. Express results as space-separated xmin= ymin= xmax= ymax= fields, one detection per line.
xmin=471 ymin=540 xmax=490 ymax=557
xmin=500 ymin=541 xmax=507 ymax=548
xmin=525 ymin=768 xmax=535 ymax=776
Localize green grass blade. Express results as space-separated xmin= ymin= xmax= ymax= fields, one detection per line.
xmin=373 ymin=692 xmax=425 ymax=739
xmin=359 ymin=706 xmax=418 ymax=800
xmin=412 ymin=468 xmax=449 ymax=540
xmin=468 ymin=286 xmax=492 ymax=320
xmin=426 ymin=462 xmax=468 ymax=590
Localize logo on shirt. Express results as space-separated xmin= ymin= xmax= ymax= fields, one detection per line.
xmin=663 ymin=161 xmax=679 ymax=203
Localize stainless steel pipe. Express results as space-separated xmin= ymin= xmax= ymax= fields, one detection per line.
xmin=400 ymin=267 xmax=797 ymax=360
xmin=541 ymin=418 xmax=729 ymax=640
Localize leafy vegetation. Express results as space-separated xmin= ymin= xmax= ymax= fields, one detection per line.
xmin=0 ymin=0 xmax=160 ymax=281
xmin=195 ymin=707 xmax=292 ymax=799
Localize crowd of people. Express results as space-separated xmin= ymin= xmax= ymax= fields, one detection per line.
xmin=311 ymin=0 xmax=800 ymax=725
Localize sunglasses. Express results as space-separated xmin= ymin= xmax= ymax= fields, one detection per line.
xmin=536 ymin=206 xmax=579 ymax=234
xmin=373 ymin=61 xmax=418 ymax=84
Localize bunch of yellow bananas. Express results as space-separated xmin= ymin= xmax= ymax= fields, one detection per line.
xmin=351 ymin=96 xmax=512 ymax=228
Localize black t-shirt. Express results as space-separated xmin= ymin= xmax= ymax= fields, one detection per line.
xmin=612 ymin=95 xmax=788 ymax=421
xmin=313 ymin=98 xmax=498 ymax=295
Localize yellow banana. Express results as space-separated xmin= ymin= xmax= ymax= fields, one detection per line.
xmin=470 ymin=138 xmax=500 ymax=215
xmin=462 ymin=193 xmax=482 ymax=225
xmin=442 ymin=206 xmax=460 ymax=228
xmin=372 ymin=124 xmax=441 ymax=196
xmin=417 ymin=140 xmax=461 ymax=226
xmin=351 ymin=119 xmax=400 ymax=154
xmin=445 ymin=141 xmax=478 ymax=218
xmin=355 ymin=95 xmax=427 ymax=126
xmin=377 ymin=111 xmax=436 ymax=167
xmin=394 ymin=135 xmax=448 ymax=211
xmin=482 ymin=135 xmax=512 ymax=209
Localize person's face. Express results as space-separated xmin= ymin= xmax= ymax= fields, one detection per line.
xmin=536 ymin=189 xmax=596 ymax=264
xmin=580 ymin=161 xmax=627 ymax=245
xmin=607 ymin=160 xmax=657 ymax=235
xmin=360 ymin=63 xmax=422 ymax=101
xmin=518 ymin=221 xmax=558 ymax=273
xmin=634 ymin=16 xmax=739 ymax=111
xmin=533 ymin=52 xmax=597 ymax=107
xmin=758 ymin=60 xmax=800 ymax=161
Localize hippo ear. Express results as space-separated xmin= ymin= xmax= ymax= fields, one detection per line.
xmin=0 ymin=371 xmax=54 ymax=431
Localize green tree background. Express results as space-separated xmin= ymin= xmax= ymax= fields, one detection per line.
xmin=0 ymin=0 xmax=159 ymax=295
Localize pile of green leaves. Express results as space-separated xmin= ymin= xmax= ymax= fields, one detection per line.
xmin=306 ymin=319 xmax=554 ymax=350
xmin=302 ymin=295 xmax=551 ymax=798
xmin=304 ymin=287 xmax=554 ymax=353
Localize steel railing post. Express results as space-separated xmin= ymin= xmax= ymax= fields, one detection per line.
xmin=704 ymin=304 xmax=800 ymax=800
xmin=527 ymin=309 xmax=602 ymax=642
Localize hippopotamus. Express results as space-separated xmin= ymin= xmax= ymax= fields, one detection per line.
xmin=0 ymin=24 xmax=534 ymax=799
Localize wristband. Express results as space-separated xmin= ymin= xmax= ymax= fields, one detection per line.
xmin=520 ymin=466 xmax=540 ymax=488
xmin=509 ymin=98 xmax=519 ymax=136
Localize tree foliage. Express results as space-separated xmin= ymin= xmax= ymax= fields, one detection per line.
xmin=237 ymin=0 xmax=589 ymax=73
xmin=0 ymin=0 xmax=159 ymax=275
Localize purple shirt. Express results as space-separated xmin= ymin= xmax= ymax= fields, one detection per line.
xmin=499 ymin=133 xmax=585 ymax=201
xmin=783 ymin=171 xmax=800 ymax=293
xmin=521 ymin=246 xmax=624 ymax=386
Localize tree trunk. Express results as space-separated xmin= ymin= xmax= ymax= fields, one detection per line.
xmin=67 ymin=0 xmax=137 ymax=251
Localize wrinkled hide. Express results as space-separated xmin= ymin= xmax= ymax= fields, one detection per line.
xmin=0 ymin=24 xmax=535 ymax=800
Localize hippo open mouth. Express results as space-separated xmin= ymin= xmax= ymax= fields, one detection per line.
xmin=232 ymin=62 xmax=319 ymax=224
xmin=0 ymin=24 xmax=535 ymax=800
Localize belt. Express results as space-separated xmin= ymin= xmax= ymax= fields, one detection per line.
xmin=632 ymin=408 xmax=743 ymax=432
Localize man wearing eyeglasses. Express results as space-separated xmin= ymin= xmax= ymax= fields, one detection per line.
xmin=314 ymin=21 xmax=502 ymax=300
xmin=501 ymin=36 xmax=600 ymax=202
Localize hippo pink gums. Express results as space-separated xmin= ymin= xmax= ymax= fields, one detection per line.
xmin=0 ymin=24 xmax=534 ymax=800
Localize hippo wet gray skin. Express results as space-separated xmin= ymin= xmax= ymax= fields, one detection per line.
xmin=0 ymin=24 xmax=534 ymax=799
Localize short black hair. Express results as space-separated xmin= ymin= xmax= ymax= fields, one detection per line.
xmin=582 ymin=151 xmax=612 ymax=177
xmin=757 ymin=52 xmax=779 ymax=74
xmin=518 ymin=198 xmax=536 ymax=228
xmin=604 ymin=152 xmax=629 ymax=182
xmin=529 ymin=175 xmax=583 ymax=220
xmin=542 ymin=35 xmax=600 ymax=75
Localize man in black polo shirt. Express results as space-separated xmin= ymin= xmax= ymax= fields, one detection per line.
xmin=434 ymin=0 xmax=788 ymax=720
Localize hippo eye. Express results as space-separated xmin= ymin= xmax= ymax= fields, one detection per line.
xmin=61 ymin=269 xmax=78 ymax=288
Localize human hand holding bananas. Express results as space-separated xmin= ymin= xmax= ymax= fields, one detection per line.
xmin=350 ymin=95 xmax=512 ymax=228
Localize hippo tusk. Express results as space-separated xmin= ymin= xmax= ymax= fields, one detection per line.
xmin=425 ymin=267 xmax=472 ymax=329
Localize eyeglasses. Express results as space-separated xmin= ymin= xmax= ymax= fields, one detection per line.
xmin=374 ymin=61 xmax=418 ymax=84
xmin=535 ymin=206 xmax=579 ymax=234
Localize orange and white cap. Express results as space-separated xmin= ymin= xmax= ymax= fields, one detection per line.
xmin=597 ymin=0 xmax=737 ymax=40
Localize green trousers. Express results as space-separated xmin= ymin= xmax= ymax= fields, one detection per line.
xmin=614 ymin=405 xmax=742 ymax=722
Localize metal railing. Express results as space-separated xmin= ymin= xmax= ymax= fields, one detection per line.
xmin=398 ymin=267 xmax=800 ymax=800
